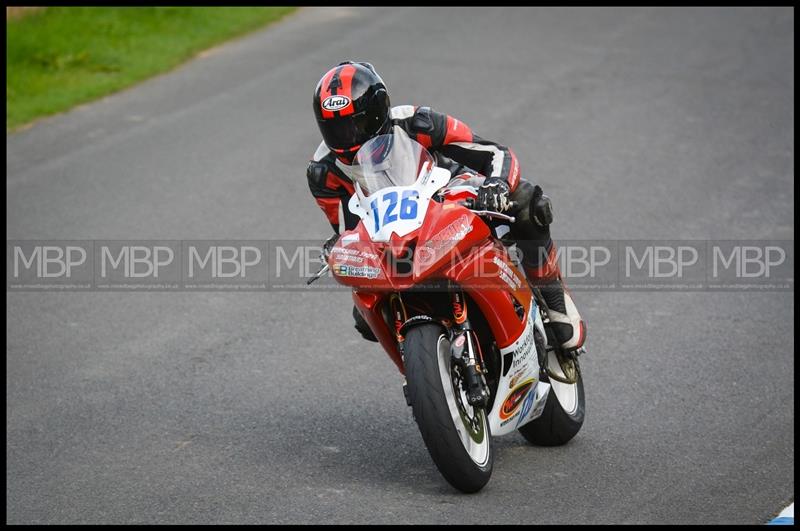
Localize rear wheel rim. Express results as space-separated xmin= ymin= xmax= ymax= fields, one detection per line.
xmin=436 ymin=335 xmax=490 ymax=467
xmin=546 ymin=349 xmax=580 ymax=416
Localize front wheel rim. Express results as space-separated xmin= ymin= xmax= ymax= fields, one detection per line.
xmin=436 ymin=335 xmax=490 ymax=467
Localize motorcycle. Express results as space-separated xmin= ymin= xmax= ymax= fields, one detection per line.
xmin=309 ymin=130 xmax=585 ymax=493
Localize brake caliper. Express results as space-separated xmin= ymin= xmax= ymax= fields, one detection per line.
xmin=451 ymin=329 xmax=489 ymax=408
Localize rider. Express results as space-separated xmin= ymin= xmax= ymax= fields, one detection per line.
xmin=307 ymin=61 xmax=586 ymax=352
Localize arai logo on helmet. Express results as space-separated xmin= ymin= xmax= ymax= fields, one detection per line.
xmin=322 ymin=95 xmax=351 ymax=112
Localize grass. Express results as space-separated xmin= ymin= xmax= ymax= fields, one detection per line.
xmin=6 ymin=7 xmax=296 ymax=130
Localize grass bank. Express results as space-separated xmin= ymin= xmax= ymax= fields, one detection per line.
xmin=7 ymin=7 xmax=296 ymax=130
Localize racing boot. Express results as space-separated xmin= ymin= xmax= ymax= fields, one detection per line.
xmin=524 ymin=245 xmax=586 ymax=352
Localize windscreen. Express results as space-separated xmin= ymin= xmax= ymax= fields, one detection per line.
xmin=353 ymin=130 xmax=434 ymax=196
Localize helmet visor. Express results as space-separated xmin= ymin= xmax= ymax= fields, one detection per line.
xmin=318 ymin=110 xmax=382 ymax=151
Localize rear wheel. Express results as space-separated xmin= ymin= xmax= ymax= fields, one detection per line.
xmin=518 ymin=348 xmax=585 ymax=446
xmin=404 ymin=324 xmax=493 ymax=493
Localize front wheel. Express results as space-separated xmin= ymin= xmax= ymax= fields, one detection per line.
xmin=404 ymin=324 xmax=493 ymax=493
xmin=518 ymin=348 xmax=585 ymax=446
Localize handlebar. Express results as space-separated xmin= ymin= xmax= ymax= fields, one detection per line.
xmin=457 ymin=199 xmax=516 ymax=223
xmin=468 ymin=209 xmax=516 ymax=223
xmin=306 ymin=263 xmax=330 ymax=285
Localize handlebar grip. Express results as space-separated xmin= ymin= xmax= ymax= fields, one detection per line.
xmin=306 ymin=263 xmax=330 ymax=285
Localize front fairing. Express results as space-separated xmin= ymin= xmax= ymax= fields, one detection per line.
xmin=347 ymin=166 xmax=452 ymax=243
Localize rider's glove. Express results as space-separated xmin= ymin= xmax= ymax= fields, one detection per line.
xmin=476 ymin=177 xmax=512 ymax=213
xmin=322 ymin=233 xmax=339 ymax=263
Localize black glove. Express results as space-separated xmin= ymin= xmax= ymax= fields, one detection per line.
xmin=530 ymin=185 xmax=554 ymax=227
xmin=322 ymin=233 xmax=339 ymax=263
xmin=476 ymin=177 xmax=512 ymax=212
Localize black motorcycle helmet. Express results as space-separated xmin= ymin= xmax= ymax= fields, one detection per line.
xmin=313 ymin=61 xmax=391 ymax=162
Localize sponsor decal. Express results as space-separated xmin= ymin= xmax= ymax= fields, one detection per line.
xmin=509 ymin=369 xmax=531 ymax=389
xmin=509 ymin=312 xmax=535 ymax=371
xmin=400 ymin=315 xmax=435 ymax=333
xmin=529 ymin=385 xmax=549 ymax=420
xmin=493 ymin=256 xmax=522 ymax=290
xmin=416 ymin=214 xmax=473 ymax=266
xmin=498 ymin=378 xmax=536 ymax=421
xmin=332 ymin=264 xmax=380 ymax=279
xmin=331 ymin=247 xmax=379 ymax=262
xmin=341 ymin=233 xmax=360 ymax=246
xmin=515 ymin=381 xmax=538 ymax=427
xmin=453 ymin=334 xmax=465 ymax=348
xmin=330 ymin=248 xmax=364 ymax=264
xmin=321 ymin=95 xmax=351 ymax=112
xmin=415 ymin=246 xmax=435 ymax=264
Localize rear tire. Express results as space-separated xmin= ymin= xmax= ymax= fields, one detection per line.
xmin=404 ymin=324 xmax=493 ymax=493
xmin=518 ymin=352 xmax=585 ymax=446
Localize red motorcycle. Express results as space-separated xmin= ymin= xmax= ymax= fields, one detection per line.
xmin=310 ymin=130 xmax=585 ymax=493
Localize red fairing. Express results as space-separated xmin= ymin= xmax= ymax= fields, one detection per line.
xmin=412 ymin=202 xmax=490 ymax=283
xmin=327 ymin=223 xmax=392 ymax=289
xmin=352 ymin=291 xmax=404 ymax=373
xmin=415 ymin=202 xmax=531 ymax=349
xmin=329 ymin=196 xmax=532 ymax=372
xmin=444 ymin=241 xmax=532 ymax=349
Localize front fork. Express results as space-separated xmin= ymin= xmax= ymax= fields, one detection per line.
xmin=449 ymin=291 xmax=490 ymax=408
xmin=395 ymin=290 xmax=491 ymax=409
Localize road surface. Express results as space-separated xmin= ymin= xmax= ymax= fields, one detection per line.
xmin=7 ymin=7 xmax=794 ymax=524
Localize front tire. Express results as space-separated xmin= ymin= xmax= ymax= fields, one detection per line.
xmin=404 ymin=324 xmax=493 ymax=493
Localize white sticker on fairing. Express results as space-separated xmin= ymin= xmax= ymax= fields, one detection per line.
xmin=492 ymin=256 xmax=522 ymax=290
xmin=322 ymin=95 xmax=351 ymax=112
xmin=505 ymin=309 xmax=536 ymax=372
xmin=330 ymin=248 xmax=364 ymax=264
xmin=488 ymin=300 xmax=550 ymax=436
xmin=341 ymin=233 xmax=360 ymax=246
xmin=347 ymin=166 xmax=451 ymax=243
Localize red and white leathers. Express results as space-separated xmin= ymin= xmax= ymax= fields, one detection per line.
xmin=306 ymin=105 xmax=585 ymax=351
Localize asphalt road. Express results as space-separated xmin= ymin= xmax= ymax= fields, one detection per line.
xmin=6 ymin=7 xmax=794 ymax=524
